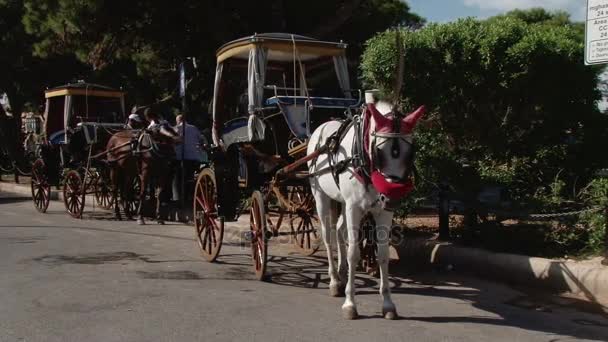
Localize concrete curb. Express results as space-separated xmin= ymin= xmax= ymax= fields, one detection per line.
xmin=2 ymin=180 xmax=607 ymax=307
xmin=1 ymin=180 xmax=58 ymax=200
xmin=393 ymin=238 xmax=608 ymax=308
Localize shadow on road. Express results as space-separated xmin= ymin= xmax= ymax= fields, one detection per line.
xmin=214 ymin=252 xmax=608 ymax=340
xmin=0 ymin=196 xmax=31 ymax=204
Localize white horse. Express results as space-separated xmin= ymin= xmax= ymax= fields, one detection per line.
xmin=308 ymin=102 xmax=425 ymax=319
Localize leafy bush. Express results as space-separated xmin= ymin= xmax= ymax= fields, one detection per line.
xmin=362 ymin=12 xmax=608 ymax=212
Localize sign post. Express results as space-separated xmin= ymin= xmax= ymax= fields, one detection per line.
xmin=179 ymin=62 xmax=187 ymax=213
xmin=587 ymin=2 xmax=608 ymax=266
xmin=586 ymin=0 xmax=608 ymax=65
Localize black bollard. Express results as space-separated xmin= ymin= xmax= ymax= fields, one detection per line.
xmin=603 ymin=206 xmax=608 ymax=266
xmin=13 ymin=162 xmax=19 ymax=184
xmin=438 ymin=181 xmax=450 ymax=241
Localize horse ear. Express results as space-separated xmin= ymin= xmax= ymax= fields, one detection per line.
xmin=369 ymin=103 xmax=392 ymax=129
xmin=402 ymin=105 xmax=426 ymax=130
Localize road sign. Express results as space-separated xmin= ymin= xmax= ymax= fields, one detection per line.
xmin=586 ymin=0 xmax=608 ymax=65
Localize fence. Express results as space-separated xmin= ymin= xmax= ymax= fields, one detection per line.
xmin=434 ymin=180 xmax=608 ymax=265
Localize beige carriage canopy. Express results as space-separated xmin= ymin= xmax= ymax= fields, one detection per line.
xmin=212 ymin=33 xmax=353 ymax=146
xmin=44 ymin=82 xmax=126 ymax=144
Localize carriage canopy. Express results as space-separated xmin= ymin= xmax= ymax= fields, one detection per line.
xmin=212 ymin=33 xmax=356 ymax=147
xmin=44 ymin=82 xmax=126 ymax=144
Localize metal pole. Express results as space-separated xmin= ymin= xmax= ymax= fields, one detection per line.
xmin=603 ymin=205 xmax=608 ymax=266
xmin=180 ymin=61 xmax=187 ymax=212
xmin=13 ymin=161 xmax=19 ymax=184
xmin=438 ymin=181 xmax=450 ymax=241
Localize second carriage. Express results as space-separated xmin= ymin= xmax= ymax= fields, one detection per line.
xmin=30 ymin=82 xmax=130 ymax=218
xmin=192 ymin=33 xmax=362 ymax=279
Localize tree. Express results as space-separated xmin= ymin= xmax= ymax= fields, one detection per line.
xmin=361 ymin=12 xmax=608 ymax=204
xmin=21 ymin=0 xmax=423 ymax=112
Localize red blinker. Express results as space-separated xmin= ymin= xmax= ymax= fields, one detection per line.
xmin=368 ymin=104 xmax=426 ymax=134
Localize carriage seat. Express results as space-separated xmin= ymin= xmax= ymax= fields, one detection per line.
xmin=265 ymin=96 xmax=359 ymax=139
xmin=48 ymin=130 xmax=68 ymax=145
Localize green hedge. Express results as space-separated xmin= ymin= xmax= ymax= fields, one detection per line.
xmin=362 ymin=16 xmax=608 ymax=207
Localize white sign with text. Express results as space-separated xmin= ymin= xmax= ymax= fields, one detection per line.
xmin=587 ymin=0 xmax=608 ymax=65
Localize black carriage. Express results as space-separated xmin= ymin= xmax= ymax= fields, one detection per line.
xmin=192 ymin=33 xmax=362 ymax=279
xmin=30 ymin=82 xmax=128 ymax=217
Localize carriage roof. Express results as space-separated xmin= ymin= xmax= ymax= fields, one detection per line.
xmin=216 ymin=33 xmax=348 ymax=63
xmin=44 ymin=82 xmax=126 ymax=145
xmin=212 ymin=33 xmax=357 ymax=148
xmin=45 ymin=82 xmax=125 ymax=99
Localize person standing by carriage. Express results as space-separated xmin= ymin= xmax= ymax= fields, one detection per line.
xmin=172 ymin=114 xmax=203 ymax=203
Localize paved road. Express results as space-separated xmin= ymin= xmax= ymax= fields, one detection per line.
xmin=1 ymin=193 xmax=607 ymax=342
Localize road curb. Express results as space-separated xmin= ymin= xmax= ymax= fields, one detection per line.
xmin=0 ymin=180 xmax=59 ymax=200
xmin=393 ymin=238 xmax=608 ymax=308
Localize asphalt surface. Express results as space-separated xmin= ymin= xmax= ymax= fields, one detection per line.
xmin=1 ymin=192 xmax=608 ymax=342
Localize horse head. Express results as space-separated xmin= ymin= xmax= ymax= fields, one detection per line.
xmin=367 ymin=103 xmax=425 ymax=209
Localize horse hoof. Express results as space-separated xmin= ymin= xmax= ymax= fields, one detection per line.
xmin=329 ymin=285 xmax=345 ymax=297
xmin=157 ymin=220 xmax=165 ymax=225
xmin=383 ymin=309 xmax=398 ymax=320
xmin=137 ymin=219 xmax=145 ymax=225
xmin=342 ymin=306 xmax=359 ymax=320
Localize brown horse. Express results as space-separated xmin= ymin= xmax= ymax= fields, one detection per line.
xmin=106 ymin=127 xmax=179 ymax=224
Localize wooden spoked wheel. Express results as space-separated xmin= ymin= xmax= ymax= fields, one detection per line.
xmin=31 ymin=159 xmax=51 ymax=213
xmin=123 ymin=177 xmax=140 ymax=218
xmin=359 ymin=214 xmax=379 ymax=277
xmin=94 ymin=171 xmax=114 ymax=210
xmin=193 ymin=168 xmax=224 ymax=262
xmin=265 ymin=187 xmax=285 ymax=235
xmin=250 ymin=190 xmax=268 ymax=281
xmin=63 ymin=170 xmax=85 ymax=218
xmin=289 ymin=187 xmax=321 ymax=256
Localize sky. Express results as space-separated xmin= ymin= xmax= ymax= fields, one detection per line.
xmin=407 ymin=0 xmax=587 ymax=23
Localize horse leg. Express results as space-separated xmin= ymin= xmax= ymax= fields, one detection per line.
xmin=155 ymin=182 xmax=164 ymax=225
xmin=123 ymin=172 xmax=134 ymax=220
xmin=336 ymin=209 xmax=348 ymax=294
xmin=137 ymin=171 xmax=147 ymax=225
xmin=374 ymin=210 xmax=397 ymax=319
xmin=342 ymin=203 xmax=362 ymax=320
xmin=313 ymin=192 xmax=340 ymax=297
xmin=111 ymin=167 xmax=122 ymax=221
xmin=155 ymin=164 xmax=168 ymax=225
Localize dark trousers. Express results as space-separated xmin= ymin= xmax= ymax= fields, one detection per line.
xmin=172 ymin=159 xmax=199 ymax=202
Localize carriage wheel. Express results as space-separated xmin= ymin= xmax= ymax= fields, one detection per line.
xmin=265 ymin=187 xmax=285 ymax=235
xmin=123 ymin=177 xmax=140 ymax=218
xmin=250 ymin=190 xmax=268 ymax=281
xmin=289 ymin=187 xmax=321 ymax=256
xmin=193 ymin=168 xmax=224 ymax=262
xmin=359 ymin=214 xmax=379 ymax=277
xmin=63 ymin=170 xmax=85 ymax=218
xmin=31 ymin=159 xmax=51 ymax=213
xmin=94 ymin=171 xmax=114 ymax=210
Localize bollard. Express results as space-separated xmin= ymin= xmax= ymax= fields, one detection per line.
xmin=438 ymin=181 xmax=450 ymax=241
xmin=13 ymin=162 xmax=19 ymax=184
xmin=603 ymin=206 xmax=608 ymax=266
